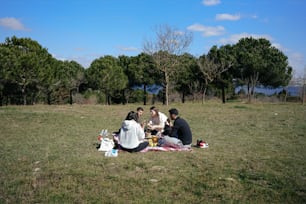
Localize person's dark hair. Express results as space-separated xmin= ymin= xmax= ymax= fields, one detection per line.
xmin=137 ymin=107 xmax=144 ymax=112
xmin=150 ymin=106 xmax=159 ymax=117
xmin=125 ymin=111 xmax=139 ymax=121
xmin=169 ymin=108 xmax=179 ymax=116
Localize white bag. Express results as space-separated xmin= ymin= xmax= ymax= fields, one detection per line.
xmin=98 ymin=138 xmax=114 ymax=152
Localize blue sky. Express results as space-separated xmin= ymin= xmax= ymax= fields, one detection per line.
xmin=1 ymin=0 xmax=305 ymax=77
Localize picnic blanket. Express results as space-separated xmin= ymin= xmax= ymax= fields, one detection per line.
xmin=140 ymin=146 xmax=192 ymax=152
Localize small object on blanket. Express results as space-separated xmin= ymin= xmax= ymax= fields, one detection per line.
xmin=148 ymin=138 xmax=154 ymax=147
xmin=152 ymin=136 xmax=158 ymax=146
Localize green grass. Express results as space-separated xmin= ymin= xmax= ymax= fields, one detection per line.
xmin=0 ymin=102 xmax=306 ymax=203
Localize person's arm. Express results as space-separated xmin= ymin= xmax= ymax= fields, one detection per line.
xmin=137 ymin=123 xmax=145 ymax=140
xmin=170 ymin=120 xmax=179 ymax=138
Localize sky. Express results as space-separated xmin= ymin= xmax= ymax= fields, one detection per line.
xmin=1 ymin=0 xmax=306 ymax=77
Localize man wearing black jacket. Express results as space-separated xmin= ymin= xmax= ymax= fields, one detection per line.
xmin=167 ymin=108 xmax=192 ymax=147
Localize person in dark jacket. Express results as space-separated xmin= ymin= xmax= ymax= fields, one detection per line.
xmin=169 ymin=108 xmax=192 ymax=146
xmin=161 ymin=108 xmax=192 ymax=148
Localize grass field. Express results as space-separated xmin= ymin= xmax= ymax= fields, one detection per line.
xmin=0 ymin=102 xmax=306 ymax=203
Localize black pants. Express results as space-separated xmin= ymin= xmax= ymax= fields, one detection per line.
xmin=120 ymin=141 xmax=149 ymax=153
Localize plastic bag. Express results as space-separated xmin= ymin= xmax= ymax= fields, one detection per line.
xmin=98 ymin=138 xmax=114 ymax=152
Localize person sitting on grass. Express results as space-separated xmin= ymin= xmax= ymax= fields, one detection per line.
xmin=136 ymin=107 xmax=144 ymax=123
xmin=113 ymin=107 xmax=145 ymax=135
xmin=147 ymin=106 xmax=168 ymax=135
xmin=119 ymin=111 xmax=149 ymax=153
xmin=162 ymin=108 xmax=192 ymax=148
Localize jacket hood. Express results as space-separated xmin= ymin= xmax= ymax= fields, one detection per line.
xmin=121 ymin=120 xmax=135 ymax=131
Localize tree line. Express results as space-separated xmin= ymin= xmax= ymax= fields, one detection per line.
xmin=0 ymin=33 xmax=292 ymax=106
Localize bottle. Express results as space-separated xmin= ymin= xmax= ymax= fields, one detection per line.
xmin=98 ymin=129 xmax=104 ymax=141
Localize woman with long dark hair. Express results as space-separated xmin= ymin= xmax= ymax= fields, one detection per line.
xmin=147 ymin=106 xmax=168 ymax=135
xmin=119 ymin=111 xmax=148 ymax=152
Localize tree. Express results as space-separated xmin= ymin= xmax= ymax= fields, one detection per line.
xmin=198 ymin=45 xmax=234 ymax=103
xmin=0 ymin=45 xmax=15 ymax=105
xmin=55 ymin=60 xmax=85 ymax=104
xmin=36 ymin=55 xmax=59 ymax=105
xmin=0 ymin=36 xmax=51 ymax=105
xmin=174 ymin=53 xmax=199 ymax=103
xmin=198 ymin=55 xmax=219 ymax=102
xmin=124 ymin=53 xmax=159 ymax=105
xmin=234 ymin=37 xmax=292 ymax=102
xmin=87 ymin=56 xmax=128 ymax=105
xmin=143 ymin=24 xmax=193 ymax=105
xmin=118 ymin=55 xmax=132 ymax=104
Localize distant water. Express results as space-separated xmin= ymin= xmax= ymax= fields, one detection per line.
xmin=135 ymin=84 xmax=303 ymax=97
xmin=235 ymin=86 xmax=303 ymax=96
xmin=133 ymin=84 xmax=163 ymax=94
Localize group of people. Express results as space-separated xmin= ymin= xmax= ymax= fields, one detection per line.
xmin=117 ymin=106 xmax=193 ymax=153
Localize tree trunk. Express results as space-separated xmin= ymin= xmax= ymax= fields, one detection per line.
xmin=221 ymin=85 xmax=226 ymax=104
xmin=162 ymin=88 xmax=166 ymax=105
xmin=6 ymin=95 xmax=9 ymax=106
xmin=247 ymin=82 xmax=251 ymax=103
xmin=122 ymin=90 xmax=126 ymax=105
xmin=302 ymin=84 xmax=305 ymax=105
xmin=202 ymin=78 xmax=208 ymax=104
xmin=182 ymin=92 xmax=185 ymax=103
xmin=152 ymin=94 xmax=156 ymax=105
xmin=47 ymin=91 xmax=51 ymax=105
xmin=0 ymin=92 xmax=3 ymax=106
xmin=165 ymin=72 xmax=169 ymax=106
xmin=249 ymin=72 xmax=259 ymax=103
xmin=284 ymin=88 xmax=288 ymax=103
xmin=202 ymin=87 xmax=207 ymax=104
xmin=107 ymin=95 xmax=111 ymax=105
xmin=143 ymin=84 xmax=147 ymax=106
xmin=22 ymin=87 xmax=26 ymax=105
xmin=105 ymin=94 xmax=109 ymax=105
xmin=69 ymin=90 xmax=73 ymax=105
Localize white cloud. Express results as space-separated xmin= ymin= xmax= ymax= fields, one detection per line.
xmin=51 ymin=53 xmax=96 ymax=68
xmin=0 ymin=17 xmax=28 ymax=31
xmin=219 ymin=32 xmax=273 ymax=44
xmin=271 ymin=43 xmax=285 ymax=51
xmin=251 ymin=15 xmax=258 ymax=19
xmin=174 ymin=30 xmax=185 ymax=35
xmin=187 ymin=23 xmax=225 ymax=37
xmin=202 ymin=0 xmax=221 ymax=6
xmin=117 ymin=46 xmax=138 ymax=52
xmin=287 ymin=52 xmax=305 ymax=77
xmin=216 ymin=13 xmax=241 ymax=21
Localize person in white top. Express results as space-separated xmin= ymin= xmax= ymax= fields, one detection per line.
xmin=147 ymin=106 xmax=168 ymax=135
xmin=119 ymin=111 xmax=148 ymax=152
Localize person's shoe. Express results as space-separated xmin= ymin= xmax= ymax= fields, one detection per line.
xmin=196 ymin=139 xmax=202 ymax=147
xmin=197 ymin=139 xmax=208 ymax=148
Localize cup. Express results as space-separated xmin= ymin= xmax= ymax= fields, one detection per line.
xmin=152 ymin=136 xmax=158 ymax=146
xmin=148 ymin=138 xmax=153 ymax=147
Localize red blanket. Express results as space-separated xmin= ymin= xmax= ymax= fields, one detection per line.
xmin=140 ymin=146 xmax=192 ymax=152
